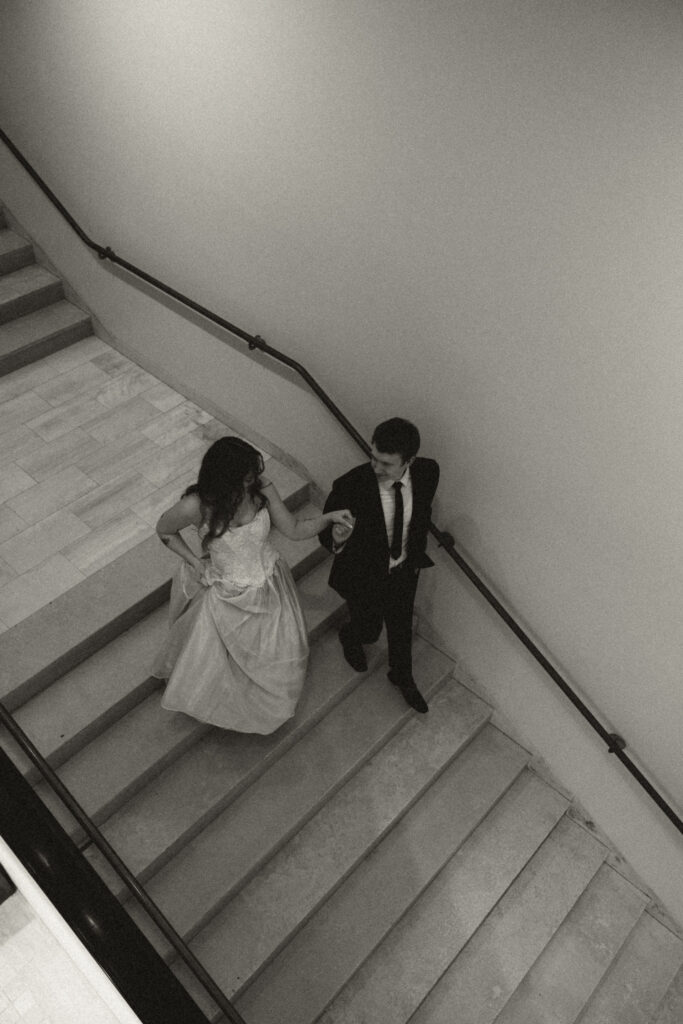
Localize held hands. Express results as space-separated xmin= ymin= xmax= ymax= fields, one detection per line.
xmin=329 ymin=509 xmax=355 ymax=545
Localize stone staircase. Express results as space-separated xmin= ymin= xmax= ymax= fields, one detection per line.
xmin=0 ymin=225 xmax=91 ymax=374
xmin=1 ymin=205 xmax=683 ymax=1024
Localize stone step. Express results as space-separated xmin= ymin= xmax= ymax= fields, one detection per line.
xmin=236 ymin=731 xmax=537 ymax=1024
xmin=0 ymin=334 xmax=110 ymax=407
xmin=404 ymin=815 xmax=607 ymax=1024
xmin=30 ymin=557 xmax=343 ymax=842
xmin=85 ymin=625 xmax=384 ymax=897
xmin=492 ymin=862 xmax=648 ymax=1024
xmin=0 ymin=227 xmax=34 ymax=275
xmin=0 ymin=457 xmax=312 ymax=710
xmin=577 ymin=911 xmax=683 ymax=1024
xmin=0 ymin=299 xmax=92 ymax=376
xmin=0 ymin=605 xmax=170 ymax=781
xmin=33 ymin=688 xmax=209 ymax=836
xmin=652 ymin=964 xmax=683 ymax=1024
xmin=0 ymin=534 xmax=177 ymax=709
xmin=307 ymin=789 xmax=584 ymax=1024
xmin=0 ymin=263 xmax=63 ymax=325
xmin=172 ymin=677 xmax=492 ymax=1002
xmin=123 ymin=639 xmax=456 ymax=949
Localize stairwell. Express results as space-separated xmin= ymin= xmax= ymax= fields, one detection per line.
xmin=1 ymin=205 xmax=682 ymax=1024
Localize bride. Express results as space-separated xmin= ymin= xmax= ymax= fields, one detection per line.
xmin=152 ymin=436 xmax=353 ymax=734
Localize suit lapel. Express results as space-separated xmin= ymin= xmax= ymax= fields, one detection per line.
xmin=409 ymin=459 xmax=426 ymax=504
xmin=406 ymin=460 xmax=429 ymax=555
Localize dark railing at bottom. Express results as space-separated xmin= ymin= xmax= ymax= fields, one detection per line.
xmin=0 ymin=703 xmax=246 ymax=1024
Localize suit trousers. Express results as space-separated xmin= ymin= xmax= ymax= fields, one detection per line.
xmin=343 ymin=563 xmax=419 ymax=680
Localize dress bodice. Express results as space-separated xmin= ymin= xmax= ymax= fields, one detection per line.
xmin=202 ymin=507 xmax=279 ymax=589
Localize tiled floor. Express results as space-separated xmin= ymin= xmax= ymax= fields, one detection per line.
xmin=0 ymin=889 xmax=125 ymax=1024
xmin=0 ymin=336 xmax=266 ymax=633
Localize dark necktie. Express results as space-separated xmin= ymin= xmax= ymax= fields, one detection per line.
xmin=390 ymin=481 xmax=404 ymax=559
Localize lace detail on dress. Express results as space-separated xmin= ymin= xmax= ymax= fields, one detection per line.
xmin=201 ymin=507 xmax=279 ymax=590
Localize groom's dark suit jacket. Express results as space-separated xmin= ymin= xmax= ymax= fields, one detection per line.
xmin=320 ymin=457 xmax=440 ymax=600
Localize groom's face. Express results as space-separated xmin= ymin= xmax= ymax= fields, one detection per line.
xmin=370 ymin=444 xmax=411 ymax=482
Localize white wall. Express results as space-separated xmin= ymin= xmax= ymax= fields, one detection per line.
xmin=1 ymin=0 xmax=682 ymax=918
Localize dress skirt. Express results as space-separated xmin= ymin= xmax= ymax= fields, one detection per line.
xmin=152 ymin=557 xmax=309 ymax=734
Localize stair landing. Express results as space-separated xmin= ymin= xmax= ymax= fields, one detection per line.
xmin=0 ymin=334 xmax=272 ymax=633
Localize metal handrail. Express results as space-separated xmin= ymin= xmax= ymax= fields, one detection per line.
xmin=0 ymin=702 xmax=247 ymax=1024
xmin=0 ymin=128 xmax=368 ymax=455
xmin=0 ymin=127 xmax=680 ymax=844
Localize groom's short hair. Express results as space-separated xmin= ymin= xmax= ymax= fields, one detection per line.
xmin=372 ymin=418 xmax=421 ymax=463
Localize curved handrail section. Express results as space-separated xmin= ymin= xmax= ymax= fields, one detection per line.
xmin=0 ymin=128 xmax=368 ymax=456
xmin=0 ymin=127 xmax=680 ymax=845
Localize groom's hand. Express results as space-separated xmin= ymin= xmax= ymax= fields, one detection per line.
xmin=332 ymin=518 xmax=354 ymax=546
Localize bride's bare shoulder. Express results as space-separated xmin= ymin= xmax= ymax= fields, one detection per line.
xmin=157 ymin=490 xmax=203 ymax=534
xmin=178 ymin=491 xmax=203 ymax=517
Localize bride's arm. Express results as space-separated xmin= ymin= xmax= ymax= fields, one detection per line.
xmin=156 ymin=493 xmax=206 ymax=574
xmin=262 ymin=478 xmax=354 ymax=541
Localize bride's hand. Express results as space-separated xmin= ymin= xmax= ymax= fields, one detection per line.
xmin=329 ymin=509 xmax=354 ymax=528
xmin=193 ymin=557 xmax=211 ymax=586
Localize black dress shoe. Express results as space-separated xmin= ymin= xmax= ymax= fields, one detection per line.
xmin=338 ymin=628 xmax=368 ymax=672
xmin=387 ymin=670 xmax=429 ymax=713
xmin=401 ymin=684 xmax=429 ymax=714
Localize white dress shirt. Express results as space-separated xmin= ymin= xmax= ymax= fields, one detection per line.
xmin=378 ymin=466 xmax=413 ymax=569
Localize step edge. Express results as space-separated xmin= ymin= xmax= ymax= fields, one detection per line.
xmin=97 ymin=638 xmax=388 ymax=899
xmin=224 ymin=705 xmax=491 ymax=1001
xmin=21 ymin=594 xmax=345 ymax=859
xmin=36 ymin=713 xmax=213 ymax=844
xmin=400 ymin=811 xmax=609 ymax=1024
xmin=35 ymin=599 xmax=347 ymax=844
xmin=0 ymin=314 xmax=92 ymax=376
xmin=487 ymin=862 xmax=650 ymax=1024
xmin=238 ymin=754 xmax=535 ymax=1024
xmin=0 ymin=278 xmax=64 ymax=325
xmin=14 ymin=675 xmax=162 ymax=784
xmin=176 ymin=683 xmax=490 ymax=991
xmin=131 ymin=666 xmax=458 ymax=946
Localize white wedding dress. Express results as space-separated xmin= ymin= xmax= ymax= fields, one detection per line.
xmin=152 ymin=507 xmax=309 ymax=734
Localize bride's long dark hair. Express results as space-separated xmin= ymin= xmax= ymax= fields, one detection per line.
xmin=184 ymin=437 xmax=267 ymax=550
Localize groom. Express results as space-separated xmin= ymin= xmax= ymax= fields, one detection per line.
xmin=319 ymin=418 xmax=440 ymax=713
